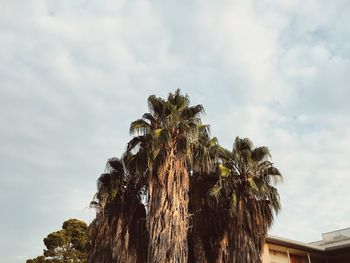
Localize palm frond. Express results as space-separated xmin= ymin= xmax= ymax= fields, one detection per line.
xmin=251 ymin=146 xmax=271 ymax=162
xmin=142 ymin=113 xmax=157 ymax=126
xmin=210 ymin=182 xmax=222 ymax=201
xmin=218 ymin=146 xmax=233 ymax=160
xmin=181 ymin=104 xmax=205 ymax=119
xmin=234 ymin=137 xmax=253 ymax=152
xmin=127 ymin=136 xmax=143 ymax=152
xmin=148 ymin=95 xmax=165 ymax=117
xmin=219 ymin=164 xmax=231 ymax=177
xmin=130 ymin=119 xmax=151 ymax=135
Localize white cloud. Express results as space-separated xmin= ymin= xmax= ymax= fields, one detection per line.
xmin=1 ymin=0 xmax=350 ymax=261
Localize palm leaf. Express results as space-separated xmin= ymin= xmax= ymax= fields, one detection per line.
xmin=130 ymin=119 xmax=151 ymax=135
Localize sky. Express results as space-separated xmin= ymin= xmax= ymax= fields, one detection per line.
xmin=1 ymin=0 xmax=350 ymax=262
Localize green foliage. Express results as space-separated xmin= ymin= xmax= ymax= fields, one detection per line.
xmin=128 ymin=89 xmax=207 ymax=177
xmin=26 ymin=219 xmax=88 ymax=263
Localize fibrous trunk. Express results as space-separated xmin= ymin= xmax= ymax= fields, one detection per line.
xmin=223 ymin=199 xmax=269 ymax=263
xmin=88 ymin=199 xmax=147 ymax=263
xmin=147 ymin=158 xmax=189 ymax=263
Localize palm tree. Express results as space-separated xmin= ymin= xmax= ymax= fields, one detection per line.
xmin=128 ymin=89 xmax=205 ymax=263
xmin=88 ymin=157 xmax=147 ymax=263
xmin=88 ymin=90 xmax=283 ymax=263
xmin=210 ymin=137 xmax=282 ymax=263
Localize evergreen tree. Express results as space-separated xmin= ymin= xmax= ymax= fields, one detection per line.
xmin=27 ymin=219 xmax=88 ymax=263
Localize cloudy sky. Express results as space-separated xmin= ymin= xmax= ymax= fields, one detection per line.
xmin=1 ymin=0 xmax=350 ymax=262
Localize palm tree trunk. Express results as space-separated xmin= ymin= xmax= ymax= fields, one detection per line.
xmin=147 ymin=156 xmax=189 ymax=263
xmin=89 ymin=199 xmax=147 ymax=263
